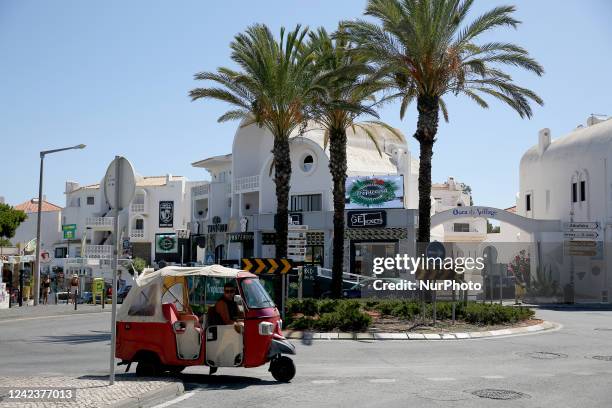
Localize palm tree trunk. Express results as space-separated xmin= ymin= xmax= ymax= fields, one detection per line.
xmin=272 ymin=136 xmax=291 ymax=306
xmin=414 ymin=95 xmax=440 ymax=245
xmin=328 ymin=127 xmax=348 ymax=299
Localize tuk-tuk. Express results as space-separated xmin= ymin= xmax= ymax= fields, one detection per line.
xmin=115 ymin=265 xmax=296 ymax=382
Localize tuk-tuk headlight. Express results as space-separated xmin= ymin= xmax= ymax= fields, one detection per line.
xmin=258 ymin=321 xmax=274 ymax=336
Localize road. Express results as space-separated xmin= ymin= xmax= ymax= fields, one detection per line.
xmin=0 ymin=308 xmax=611 ymax=407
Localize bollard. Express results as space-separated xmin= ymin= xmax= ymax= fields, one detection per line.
xmin=74 ymin=289 xmax=78 ymax=311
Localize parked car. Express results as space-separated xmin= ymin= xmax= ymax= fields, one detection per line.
xmin=79 ymin=291 xmax=93 ymax=304
xmin=117 ymin=285 xmax=132 ymax=304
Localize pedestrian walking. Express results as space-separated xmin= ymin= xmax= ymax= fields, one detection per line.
xmin=42 ymin=275 xmax=51 ymax=305
xmin=70 ymin=274 xmax=79 ymax=304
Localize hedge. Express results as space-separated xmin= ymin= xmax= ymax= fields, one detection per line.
xmin=285 ymin=298 xmax=534 ymax=331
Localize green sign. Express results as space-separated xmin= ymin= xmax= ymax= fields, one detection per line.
xmin=92 ymin=278 xmax=104 ymax=294
xmin=156 ymin=233 xmax=178 ymax=253
xmin=62 ymin=224 xmax=77 ymax=240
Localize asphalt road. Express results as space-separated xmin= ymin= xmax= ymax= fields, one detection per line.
xmin=1 ymin=308 xmax=611 ymax=407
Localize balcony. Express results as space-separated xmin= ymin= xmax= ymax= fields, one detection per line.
xmin=86 ymin=217 xmax=114 ymax=230
xmin=234 ymin=175 xmax=260 ymax=193
xmin=130 ymin=229 xmax=145 ymax=240
xmin=191 ymin=183 xmax=210 ymax=198
xmin=130 ymin=203 xmax=146 ymax=213
xmin=85 ymin=245 xmax=113 ymax=259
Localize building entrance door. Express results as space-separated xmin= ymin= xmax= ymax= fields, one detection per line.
xmin=351 ymin=241 xmax=398 ymax=276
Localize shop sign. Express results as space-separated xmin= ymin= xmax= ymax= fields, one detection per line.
xmin=159 ymin=201 xmax=174 ymax=228
xmin=347 ymin=210 xmax=387 ymax=228
xmin=345 ymin=175 xmax=404 ymax=209
xmin=156 ymin=233 xmax=178 ymax=253
xmin=62 ymin=224 xmax=77 ymax=240
xmin=229 ymin=232 xmax=253 ymax=243
xmin=207 ymin=223 xmax=228 ymax=233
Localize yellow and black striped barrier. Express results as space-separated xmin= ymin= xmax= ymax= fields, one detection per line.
xmin=241 ymin=258 xmax=293 ymax=274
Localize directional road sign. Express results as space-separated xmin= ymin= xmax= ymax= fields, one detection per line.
xmin=241 ymin=258 xmax=293 ymax=274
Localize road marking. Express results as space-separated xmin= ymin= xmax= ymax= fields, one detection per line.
xmin=0 ymin=311 xmax=110 ymax=324
xmin=482 ymin=375 xmax=505 ymax=379
xmin=573 ymin=372 xmax=595 ymax=376
xmin=426 ymin=377 xmax=456 ymax=381
xmin=312 ymin=380 xmax=338 ymax=384
xmin=151 ymin=391 xmax=195 ymax=408
xmin=369 ymin=379 xmax=396 ymax=383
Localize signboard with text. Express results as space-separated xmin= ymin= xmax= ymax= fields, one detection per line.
xmin=347 ymin=210 xmax=387 ymax=228
xmin=345 ymin=175 xmax=404 ymax=209
xmin=159 ymin=201 xmax=174 ymax=228
xmin=62 ymin=224 xmax=77 ymax=240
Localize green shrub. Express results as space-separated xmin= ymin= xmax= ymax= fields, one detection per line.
xmin=314 ymin=300 xmax=372 ymax=332
xmin=287 ymin=316 xmax=316 ymax=330
xmin=390 ymin=301 xmax=421 ymax=319
xmin=287 ymin=298 xmax=318 ymax=316
xmin=317 ymin=299 xmax=339 ymax=314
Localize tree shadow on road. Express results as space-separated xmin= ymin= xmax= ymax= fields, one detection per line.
xmin=30 ymin=330 xmax=110 ymax=345
xmin=180 ymin=373 xmax=279 ymax=391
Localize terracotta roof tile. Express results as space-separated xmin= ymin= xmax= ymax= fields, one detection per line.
xmin=14 ymin=199 xmax=62 ymax=213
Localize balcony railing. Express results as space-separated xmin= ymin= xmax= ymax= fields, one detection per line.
xmin=130 ymin=203 xmax=145 ymax=213
xmin=84 ymin=245 xmax=113 ymax=259
xmin=130 ymin=229 xmax=145 ymax=239
xmin=191 ymin=184 xmax=210 ymax=197
xmin=234 ymin=175 xmax=260 ymax=193
xmin=85 ymin=217 xmax=114 ymax=229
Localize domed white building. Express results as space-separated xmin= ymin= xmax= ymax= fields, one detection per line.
xmin=517 ymin=116 xmax=612 ymax=303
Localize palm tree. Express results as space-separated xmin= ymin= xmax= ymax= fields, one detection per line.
xmin=343 ymin=0 xmax=544 ymax=244
xmin=306 ymin=27 xmax=402 ymax=298
xmin=190 ymin=24 xmax=317 ymax=265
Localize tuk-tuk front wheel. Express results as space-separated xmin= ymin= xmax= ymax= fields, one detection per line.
xmin=269 ymin=356 xmax=296 ymax=382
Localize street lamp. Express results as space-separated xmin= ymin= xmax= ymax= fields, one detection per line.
xmin=33 ymin=144 xmax=86 ymax=306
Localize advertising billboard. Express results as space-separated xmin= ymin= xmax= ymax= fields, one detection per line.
xmin=345 ymin=175 xmax=404 ymax=209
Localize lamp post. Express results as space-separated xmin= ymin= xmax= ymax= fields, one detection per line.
xmin=33 ymin=144 xmax=86 ymax=306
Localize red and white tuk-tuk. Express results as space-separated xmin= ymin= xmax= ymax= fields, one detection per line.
xmin=115 ymin=265 xmax=296 ymax=382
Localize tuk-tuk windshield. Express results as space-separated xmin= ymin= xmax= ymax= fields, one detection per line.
xmin=240 ymin=278 xmax=275 ymax=309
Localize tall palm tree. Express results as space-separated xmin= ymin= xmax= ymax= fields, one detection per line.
xmin=190 ymin=24 xmax=317 ymax=265
xmin=306 ymin=27 xmax=402 ymax=298
xmin=343 ymin=0 xmax=544 ymax=244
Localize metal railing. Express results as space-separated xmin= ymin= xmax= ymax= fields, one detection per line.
xmin=317 ymin=267 xmax=365 ymax=285
xmin=233 ymin=175 xmax=260 ymax=193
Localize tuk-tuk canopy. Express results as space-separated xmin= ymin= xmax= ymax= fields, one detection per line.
xmin=117 ymin=265 xmax=248 ymax=323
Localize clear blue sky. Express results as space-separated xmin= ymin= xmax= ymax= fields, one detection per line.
xmin=1 ymin=0 xmax=611 ymax=209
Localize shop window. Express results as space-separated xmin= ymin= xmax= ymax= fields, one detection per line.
xmin=580 ymin=180 xmax=586 ymax=202
xmin=135 ymin=218 xmax=144 ymax=230
xmin=291 ymin=194 xmax=322 ymax=212
xmin=526 ymin=193 xmax=532 ymax=211
xmin=55 ymin=247 xmax=68 ymax=258
xmin=453 ymin=223 xmax=470 ymax=233
xmin=572 ymin=182 xmax=577 ymax=203
xmin=86 ymin=196 xmax=95 ymax=205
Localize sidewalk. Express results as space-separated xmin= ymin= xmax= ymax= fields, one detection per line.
xmin=0 ymin=375 xmax=183 ymax=408
xmin=0 ymin=304 xmax=110 ymax=322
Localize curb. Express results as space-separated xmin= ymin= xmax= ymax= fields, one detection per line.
xmin=285 ymin=321 xmax=560 ymax=341
xmin=106 ymin=381 xmax=184 ymax=408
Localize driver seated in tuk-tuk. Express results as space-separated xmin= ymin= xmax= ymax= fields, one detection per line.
xmin=208 ymin=282 xmax=244 ymax=333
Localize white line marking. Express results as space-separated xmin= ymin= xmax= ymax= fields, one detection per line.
xmin=312 ymin=380 xmax=338 ymax=384
xmin=427 ymin=377 xmax=456 ymax=381
xmin=573 ymin=372 xmax=595 ymax=376
xmin=151 ymin=391 xmax=195 ymax=408
xmin=482 ymin=375 xmax=505 ymax=379
xmin=369 ymin=379 xmax=396 ymax=383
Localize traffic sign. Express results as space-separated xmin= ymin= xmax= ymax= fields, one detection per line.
xmin=564 ymin=222 xmax=599 ymax=230
xmin=563 ymin=231 xmax=599 ymax=239
xmin=103 ymin=156 xmax=136 ymax=210
xmin=241 ymin=258 xmax=293 ymax=274
xmin=425 ymin=241 xmax=446 ymax=259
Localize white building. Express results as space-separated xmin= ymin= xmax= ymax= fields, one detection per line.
xmin=58 ymin=174 xmax=196 ymax=283
xmin=515 ymin=116 xmax=612 ymax=302
xmin=189 ymin=121 xmax=419 ymax=276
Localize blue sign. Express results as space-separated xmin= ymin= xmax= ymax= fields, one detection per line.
xmin=205 ymin=254 xmax=215 ymax=265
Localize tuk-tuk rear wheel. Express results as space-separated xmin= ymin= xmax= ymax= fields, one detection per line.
xmin=270 ymin=356 xmax=296 ymax=382
xmin=135 ymin=359 xmax=160 ymax=377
